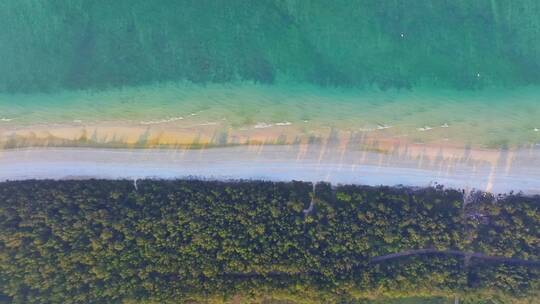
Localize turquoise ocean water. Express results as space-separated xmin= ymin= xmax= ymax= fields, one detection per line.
xmin=1 ymin=1 xmax=540 ymax=148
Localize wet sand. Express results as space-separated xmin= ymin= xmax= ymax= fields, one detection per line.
xmin=1 ymin=117 xmax=527 ymax=151
xmin=2 ymin=144 xmax=540 ymax=194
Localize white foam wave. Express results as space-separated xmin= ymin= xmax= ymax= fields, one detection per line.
xmin=358 ymin=127 xmax=375 ymax=132
xmin=254 ymin=122 xmax=273 ymax=129
xmin=140 ymin=116 xmax=184 ymax=125
xmin=275 ymin=121 xmax=292 ymax=126
xmin=417 ymin=126 xmax=433 ymax=132
xmin=0 ymin=117 xmax=14 ymax=122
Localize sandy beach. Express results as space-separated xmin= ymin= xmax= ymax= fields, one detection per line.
xmin=2 ymin=144 xmax=540 ymax=194
xmin=3 ymin=114 xmax=536 ymax=150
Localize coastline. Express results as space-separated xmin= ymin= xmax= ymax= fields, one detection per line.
xmin=3 ymin=82 xmax=540 ymax=150
xmin=3 ymin=116 xmax=539 ymax=150
xmin=2 ymin=144 xmax=540 ymax=194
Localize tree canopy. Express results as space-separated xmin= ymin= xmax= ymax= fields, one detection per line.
xmin=0 ymin=179 xmax=538 ymax=303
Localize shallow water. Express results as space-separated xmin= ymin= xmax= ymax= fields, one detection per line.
xmin=1 ymin=82 xmax=540 ymax=148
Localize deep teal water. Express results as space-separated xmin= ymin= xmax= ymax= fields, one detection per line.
xmin=1 ymin=0 xmax=540 ymax=92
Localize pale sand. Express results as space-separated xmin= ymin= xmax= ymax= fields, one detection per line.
xmin=2 ymin=144 xmax=540 ymax=194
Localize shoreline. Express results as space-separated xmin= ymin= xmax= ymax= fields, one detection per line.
xmin=2 ymin=145 xmax=540 ymax=194
xmin=2 ymin=119 xmax=538 ymax=151
xmin=3 ymin=82 xmax=540 ymax=150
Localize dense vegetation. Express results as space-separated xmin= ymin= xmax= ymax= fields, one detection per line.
xmin=0 ymin=180 xmax=538 ymax=303
xmin=2 ymin=1 xmax=540 ymax=92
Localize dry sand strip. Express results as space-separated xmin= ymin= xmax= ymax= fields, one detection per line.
xmin=1 ymin=145 xmax=540 ymax=194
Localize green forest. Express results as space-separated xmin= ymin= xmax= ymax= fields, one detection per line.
xmin=1 ymin=0 xmax=540 ymax=92
xmin=0 ymin=179 xmax=538 ymax=303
